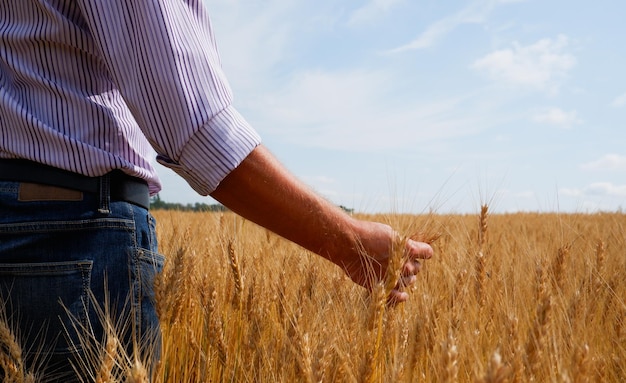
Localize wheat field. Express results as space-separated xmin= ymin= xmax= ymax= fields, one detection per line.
xmin=2 ymin=207 xmax=625 ymax=382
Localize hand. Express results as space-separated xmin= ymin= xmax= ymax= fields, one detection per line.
xmin=388 ymin=238 xmax=433 ymax=304
xmin=340 ymin=221 xmax=433 ymax=304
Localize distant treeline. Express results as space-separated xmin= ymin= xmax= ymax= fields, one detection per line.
xmin=150 ymin=194 xmax=227 ymax=212
xmin=150 ymin=194 xmax=354 ymax=214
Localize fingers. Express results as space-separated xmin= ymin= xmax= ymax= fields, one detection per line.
xmin=386 ymin=239 xmax=433 ymax=305
xmin=401 ymin=258 xmax=422 ymax=275
xmin=398 ymin=273 xmax=417 ymax=287
xmin=405 ymin=238 xmax=433 ymax=260
xmin=387 ymin=289 xmax=409 ymax=305
xmin=387 ymin=273 xmax=417 ymax=306
xmin=396 ymin=238 xmax=432 ymax=287
xmin=390 ymin=260 xmax=420 ymax=303
xmin=397 ymin=261 xmax=419 ymax=288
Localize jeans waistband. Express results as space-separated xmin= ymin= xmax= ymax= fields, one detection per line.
xmin=0 ymin=159 xmax=150 ymax=210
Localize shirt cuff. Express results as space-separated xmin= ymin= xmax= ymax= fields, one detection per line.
xmin=156 ymin=105 xmax=262 ymax=195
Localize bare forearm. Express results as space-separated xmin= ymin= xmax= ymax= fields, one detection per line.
xmin=210 ymin=145 xmax=361 ymax=266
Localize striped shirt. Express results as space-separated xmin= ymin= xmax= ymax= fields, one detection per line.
xmin=0 ymin=0 xmax=262 ymax=196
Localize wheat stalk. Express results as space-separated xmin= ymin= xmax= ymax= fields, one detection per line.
xmin=440 ymin=330 xmax=459 ymax=383
xmin=524 ymin=266 xmax=551 ymax=380
xmin=362 ymin=282 xmax=387 ymax=383
xmin=551 ymin=244 xmax=570 ymax=292
xmin=450 ymin=268 xmax=468 ymax=311
xmin=296 ymin=332 xmax=313 ymax=383
xmin=386 ymin=317 xmax=409 ymax=382
xmin=335 ymin=347 xmax=358 ymax=383
xmin=207 ymin=289 xmax=227 ymax=366
xmin=228 ymin=240 xmax=244 ymax=311
xmin=0 ymin=318 xmax=29 ymax=383
xmin=158 ymin=245 xmax=190 ymax=326
xmin=505 ymin=316 xmax=523 ymax=383
xmin=95 ymin=324 xmax=119 ymax=383
xmin=475 ymin=204 xmax=489 ymax=307
xmin=594 ymin=240 xmax=605 ymax=274
xmin=592 ymin=240 xmax=606 ymax=302
xmin=478 ymin=204 xmax=488 ymax=252
xmin=476 ymin=349 xmax=511 ymax=383
xmin=570 ymin=343 xmax=590 ymax=383
xmin=126 ymin=356 xmax=149 ymax=383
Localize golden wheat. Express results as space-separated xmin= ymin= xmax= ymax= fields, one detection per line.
xmin=2 ymin=210 xmax=625 ymax=381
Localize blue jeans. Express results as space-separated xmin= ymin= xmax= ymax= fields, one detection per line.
xmin=0 ymin=180 xmax=164 ymax=382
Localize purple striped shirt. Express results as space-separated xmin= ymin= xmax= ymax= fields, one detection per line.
xmin=0 ymin=0 xmax=262 ymax=196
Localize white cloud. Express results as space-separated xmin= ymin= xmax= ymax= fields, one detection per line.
xmin=202 ymin=1 xmax=507 ymax=153
xmin=560 ymin=183 xmax=626 ymax=198
xmin=386 ymin=0 xmax=500 ymax=53
xmin=472 ymin=34 xmax=576 ymax=94
xmin=251 ymin=69 xmax=495 ymax=151
xmin=581 ymin=154 xmax=626 ymax=171
xmin=585 ymin=183 xmax=626 ymax=197
xmin=531 ymin=107 xmax=582 ymax=128
xmin=611 ymin=93 xmax=626 ymax=108
xmin=348 ymin=0 xmax=404 ymax=26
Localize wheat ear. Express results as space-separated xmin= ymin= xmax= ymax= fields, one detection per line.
xmin=551 ymin=244 xmax=570 ymax=291
xmin=475 ymin=204 xmax=489 ymax=307
xmin=0 ymin=318 xmax=32 ymax=383
xmin=126 ymin=356 xmax=149 ymax=383
xmin=524 ymin=266 xmax=551 ymax=380
xmin=570 ymin=343 xmax=590 ymax=383
xmin=362 ymin=282 xmax=387 ymax=383
xmin=95 ymin=323 xmax=119 ymax=383
xmin=228 ymin=240 xmax=244 ymax=310
xmin=476 ymin=349 xmax=511 ymax=383
xmin=440 ymin=330 xmax=459 ymax=383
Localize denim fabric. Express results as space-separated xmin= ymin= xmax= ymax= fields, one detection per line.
xmin=0 ymin=181 xmax=164 ymax=382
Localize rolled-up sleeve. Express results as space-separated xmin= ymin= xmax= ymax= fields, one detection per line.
xmin=78 ymin=0 xmax=261 ymax=194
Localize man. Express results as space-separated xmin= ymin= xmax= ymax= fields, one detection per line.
xmin=0 ymin=1 xmax=433 ymax=381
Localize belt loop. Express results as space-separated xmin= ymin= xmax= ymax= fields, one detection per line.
xmin=98 ymin=174 xmax=111 ymax=214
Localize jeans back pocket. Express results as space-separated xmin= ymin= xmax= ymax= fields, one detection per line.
xmin=0 ymin=260 xmax=93 ymax=357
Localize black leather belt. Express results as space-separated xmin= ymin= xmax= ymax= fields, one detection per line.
xmin=0 ymin=159 xmax=150 ymax=210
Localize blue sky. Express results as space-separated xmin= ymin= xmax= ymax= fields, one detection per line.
xmin=155 ymin=0 xmax=626 ymax=214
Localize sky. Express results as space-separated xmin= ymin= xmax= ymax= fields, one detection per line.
xmin=154 ymin=0 xmax=626 ymax=214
